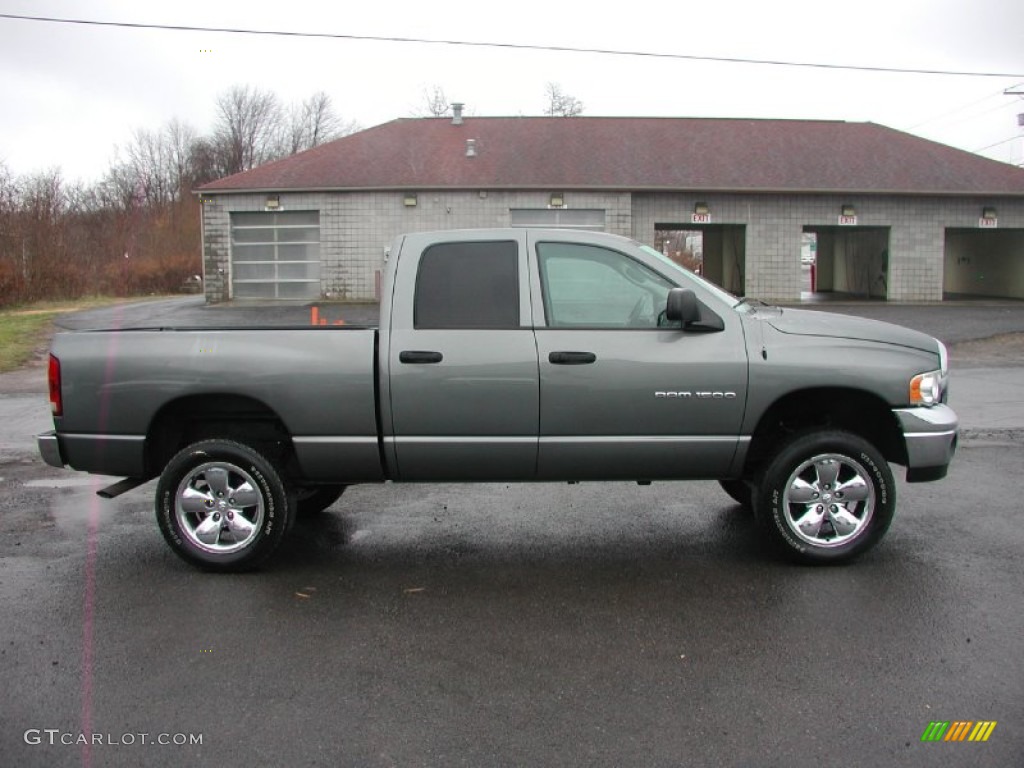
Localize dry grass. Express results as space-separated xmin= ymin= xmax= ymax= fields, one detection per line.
xmin=0 ymin=297 xmax=151 ymax=373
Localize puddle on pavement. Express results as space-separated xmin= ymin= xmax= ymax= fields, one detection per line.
xmin=14 ymin=479 xmax=141 ymax=536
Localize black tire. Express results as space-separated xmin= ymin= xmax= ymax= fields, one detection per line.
xmin=719 ymin=479 xmax=754 ymax=511
xmin=295 ymin=484 xmax=346 ymax=516
xmin=754 ymin=430 xmax=895 ymax=564
xmin=156 ymin=439 xmax=294 ymax=572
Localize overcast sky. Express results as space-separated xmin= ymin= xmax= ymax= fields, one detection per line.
xmin=1 ymin=0 xmax=1023 ymax=184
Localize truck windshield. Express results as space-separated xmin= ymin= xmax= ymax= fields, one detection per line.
xmin=637 ymin=244 xmax=744 ymax=310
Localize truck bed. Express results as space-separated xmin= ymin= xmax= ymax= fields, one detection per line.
xmin=49 ymin=326 xmax=383 ymax=481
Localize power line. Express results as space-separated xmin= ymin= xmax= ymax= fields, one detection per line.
xmin=938 ymin=100 xmax=1020 ymax=130
xmin=905 ymin=89 xmax=1006 ymax=130
xmin=2 ymin=12 xmax=1024 ymax=79
xmin=974 ymin=135 xmax=1020 ymax=152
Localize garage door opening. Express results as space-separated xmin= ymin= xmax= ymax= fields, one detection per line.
xmin=804 ymin=226 xmax=889 ymax=300
xmin=655 ymin=224 xmax=746 ymax=296
xmin=230 ymin=211 xmax=321 ymax=300
xmin=944 ymin=228 xmax=1024 ymax=300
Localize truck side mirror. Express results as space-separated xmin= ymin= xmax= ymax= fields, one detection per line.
xmin=665 ymin=288 xmax=700 ymax=326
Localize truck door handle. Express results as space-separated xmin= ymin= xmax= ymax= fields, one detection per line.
xmin=399 ymin=350 xmax=443 ymax=364
xmin=549 ymin=351 xmax=597 ymax=365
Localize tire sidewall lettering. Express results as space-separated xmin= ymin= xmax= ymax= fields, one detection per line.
xmin=770 ymin=490 xmax=807 ymax=553
xmin=859 ymin=451 xmax=888 ymax=505
xmin=247 ymin=463 xmax=276 ymax=536
xmin=160 ymin=490 xmax=184 ymax=547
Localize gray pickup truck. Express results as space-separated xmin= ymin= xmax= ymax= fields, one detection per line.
xmin=38 ymin=228 xmax=958 ymax=571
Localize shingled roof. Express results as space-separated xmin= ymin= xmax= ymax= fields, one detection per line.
xmin=199 ymin=117 xmax=1024 ymax=196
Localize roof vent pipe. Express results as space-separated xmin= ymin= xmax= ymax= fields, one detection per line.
xmin=452 ymin=102 xmax=464 ymax=125
xmin=465 ymin=139 xmax=477 ymax=158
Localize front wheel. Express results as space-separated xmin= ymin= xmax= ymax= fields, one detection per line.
xmin=156 ymin=439 xmax=294 ymax=572
xmin=755 ymin=430 xmax=895 ymax=564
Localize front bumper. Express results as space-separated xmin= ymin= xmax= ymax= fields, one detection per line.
xmin=894 ymin=404 xmax=959 ymax=482
xmin=37 ymin=431 xmax=66 ymax=468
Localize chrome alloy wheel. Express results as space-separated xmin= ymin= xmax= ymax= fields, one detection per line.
xmin=781 ymin=453 xmax=875 ymax=548
xmin=174 ymin=461 xmax=264 ymax=554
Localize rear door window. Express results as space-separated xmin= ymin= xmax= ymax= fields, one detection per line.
xmin=414 ymin=241 xmax=520 ymax=329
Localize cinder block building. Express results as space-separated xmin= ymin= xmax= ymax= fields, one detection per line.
xmin=197 ymin=112 xmax=1024 ymax=303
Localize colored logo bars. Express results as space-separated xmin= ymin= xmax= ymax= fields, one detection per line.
xmin=921 ymin=721 xmax=997 ymax=742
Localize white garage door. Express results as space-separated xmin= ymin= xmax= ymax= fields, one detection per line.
xmin=231 ymin=211 xmax=321 ymax=299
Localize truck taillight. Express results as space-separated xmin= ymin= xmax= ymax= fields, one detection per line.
xmin=48 ymin=354 xmax=62 ymax=416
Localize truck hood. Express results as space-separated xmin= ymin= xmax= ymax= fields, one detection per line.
xmin=760 ymin=308 xmax=939 ymax=354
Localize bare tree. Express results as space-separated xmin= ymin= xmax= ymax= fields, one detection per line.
xmin=0 ymin=163 xmax=23 ymax=302
xmin=188 ymin=137 xmax=223 ymax=187
xmin=0 ymin=162 xmax=18 ymax=214
xmin=163 ymin=119 xmax=200 ymax=196
xmin=14 ymin=169 xmax=77 ymax=298
xmin=89 ymin=117 xmax=206 ymax=297
xmin=3 ymin=84 xmax=377 ymax=305
xmin=543 ymin=82 xmax=584 ymax=117
xmin=0 ymin=165 xmax=15 ymax=236
xmin=416 ymin=85 xmax=451 ymax=117
xmin=118 ymin=118 xmax=203 ymax=205
xmin=213 ymin=85 xmax=283 ymax=175
xmin=118 ymin=127 xmax=173 ymax=207
xmin=95 ymin=159 xmax=138 ymax=214
xmin=280 ymin=92 xmax=357 ymax=155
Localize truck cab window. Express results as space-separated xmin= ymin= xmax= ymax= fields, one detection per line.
xmin=537 ymin=242 xmax=677 ymax=328
xmin=414 ymin=241 xmax=520 ymax=329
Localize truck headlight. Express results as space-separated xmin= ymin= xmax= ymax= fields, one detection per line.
xmin=910 ymin=370 xmax=943 ymax=406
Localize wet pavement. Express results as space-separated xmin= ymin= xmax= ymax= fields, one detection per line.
xmin=1 ymin=297 xmax=1022 ymax=767
xmin=1 ymin=444 xmax=1022 ymax=767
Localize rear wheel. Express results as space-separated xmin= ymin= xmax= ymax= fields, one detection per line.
xmin=156 ymin=439 xmax=293 ymax=572
xmin=755 ymin=430 xmax=895 ymax=564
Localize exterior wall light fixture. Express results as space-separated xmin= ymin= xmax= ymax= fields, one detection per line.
xmin=982 ymin=207 xmax=997 ymax=220
xmin=550 ymin=193 xmax=565 ymax=208
xmin=404 ymin=194 xmax=418 ymax=207
xmin=694 ymin=202 xmax=710 ymax=215
xmin=265 ymin=195 xmax=281 ymax=210
xmin=841 ymin=204 xmax=856 ymax=217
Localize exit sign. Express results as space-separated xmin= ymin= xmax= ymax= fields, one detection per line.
xmin=691 ymin=213 xmax=712 ymax=224
xmin=838 ymin=215 xmax=858 ymax=226
xmin=978 ymin=217 xmax=998 ymax=228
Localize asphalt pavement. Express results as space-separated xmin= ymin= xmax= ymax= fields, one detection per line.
xmin=1 ymin=436 xmax=1022 ymax=768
